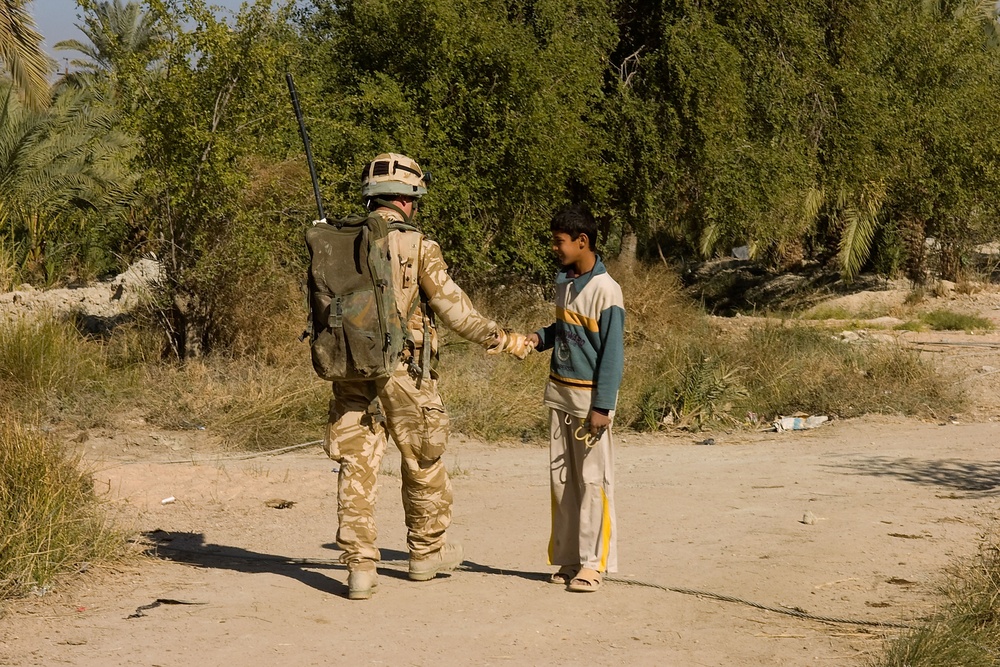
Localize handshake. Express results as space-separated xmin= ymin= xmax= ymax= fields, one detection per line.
xmin=486 ymin=328 xmax=537 ymax=360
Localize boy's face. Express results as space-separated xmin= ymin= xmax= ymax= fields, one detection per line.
xmin=551 ymin=231 xmax=588 ymax=268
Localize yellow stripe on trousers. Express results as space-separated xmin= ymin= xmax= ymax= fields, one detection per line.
xmin=547 ymin=487 xmax=557 ymax=565
xmin=600 ymin=488 xmax=611 ymax=572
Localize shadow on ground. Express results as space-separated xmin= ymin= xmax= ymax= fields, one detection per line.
xmin=140 ymin=531 xmax=548 ymax=596
xmin=833 ymin=456 xmax=1000 ymax=496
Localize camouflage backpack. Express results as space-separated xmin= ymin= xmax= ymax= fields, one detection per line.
xmin=305 ymin=213 xmax=412 ymax=381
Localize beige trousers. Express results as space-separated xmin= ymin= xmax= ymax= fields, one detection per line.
xmin=325 ymin=363 xmax=452 ymax=564
xmin=548 ymin=408 xmax=617 ymax=573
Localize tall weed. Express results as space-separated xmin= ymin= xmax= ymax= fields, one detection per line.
xmin=0 ymin=413 xmax=122 ymax=600
xmin=0 ymin=315 xmax=139 ymax=421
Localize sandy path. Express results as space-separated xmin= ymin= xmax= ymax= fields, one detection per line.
xmin=3 ymin=416 xmax=1000 ymax=666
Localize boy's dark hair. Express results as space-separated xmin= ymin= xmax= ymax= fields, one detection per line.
xmin=550 ymin=203 xmax=598 ymax=250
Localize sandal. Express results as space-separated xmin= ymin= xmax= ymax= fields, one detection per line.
xmin=549 ymin=565 xmax=579 ymax=585
xmin=567 ymin=568 xmax=602 ymax=592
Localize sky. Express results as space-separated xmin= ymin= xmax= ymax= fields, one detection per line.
xmin=32 ymin=0 xmax=247 ymax=64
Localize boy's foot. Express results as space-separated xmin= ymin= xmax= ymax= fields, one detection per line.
xmin=567 ymin=568 xmax=602 ymax=592
xmin=408 ymin=543 xmax=464 ymax=581
xmin=347 ymin=561 xmax=378 ymax=600
xmin=549 ymin=565 xmax=579 ymax=585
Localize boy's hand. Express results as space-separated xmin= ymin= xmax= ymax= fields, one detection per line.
xmin=588 ymin=410 xmax=611 ymax=437
xmin=526 ymin=333 xmax=540 ymax=348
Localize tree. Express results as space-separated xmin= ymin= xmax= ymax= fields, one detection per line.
xmin=0 ymin=81 xmax=135 ymax=280
xmin=300 ymin=0 xmax=618 ymax=280
xmin=55 ymin=0 xmax=166 ymax=106
xmin=0 ymin=0 xmax=52 ymax=109
xmin=133 ymin=0 xmax=303 ymax=358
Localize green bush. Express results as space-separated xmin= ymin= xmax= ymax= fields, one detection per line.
xmin=921 ymin=309 xmax=993 ymax=332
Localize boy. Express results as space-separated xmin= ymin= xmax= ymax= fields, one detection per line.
xmin=526 ymin=204 xmax=625 ymax=592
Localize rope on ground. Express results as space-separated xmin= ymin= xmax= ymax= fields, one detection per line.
xmin=907 ymin=340 xmax=1000 ymax=350
xmin=117 ymin=439 xmax=324 ymax=466
xmin=143 ymin=542 xmax=914 ymax=630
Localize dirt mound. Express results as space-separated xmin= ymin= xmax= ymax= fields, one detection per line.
xmin=0 ymin=259 xmax=162 ymax=332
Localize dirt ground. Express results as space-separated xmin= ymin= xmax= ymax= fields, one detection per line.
xmin=4 ymin=282 xmax=1000 ymax=666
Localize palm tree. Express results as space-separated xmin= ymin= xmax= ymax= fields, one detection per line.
xmin=0 ymin=0 xmax=52 ymax=109
xmin=0 ymin=81 xmax=136 ymax=272
xmin=55 ymin=0 xmax=164 ymax=95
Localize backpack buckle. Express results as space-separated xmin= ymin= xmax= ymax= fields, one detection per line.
xmin=329 ymin=296 xmax=343 ymax=328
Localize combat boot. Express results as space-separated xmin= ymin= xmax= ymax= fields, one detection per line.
xmin=347 ymin=561 xmax=378 ymax=600
xmin=408 ymin=542 xmax=464 ymax=581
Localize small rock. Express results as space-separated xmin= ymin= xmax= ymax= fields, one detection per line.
xmin=839 ymin=331 xmax=861 ymax=343
xmin=936 ymin=280 xmax=956 ymax=296
xmin=800 ymin=511 xmax=817 ymax=525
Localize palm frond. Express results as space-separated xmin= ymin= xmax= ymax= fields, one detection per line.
xmin=700 ymin=221 xmax=721 ymax=258
xmin=0 ymin=0 xmax=53 ymax=109
xmin=838 ymin=181 xmax=886 ymax=281
xmin=800 ymin=185 xmax=824 ymax=230
xmin=0 ymin=81 xmax=136 ymax=221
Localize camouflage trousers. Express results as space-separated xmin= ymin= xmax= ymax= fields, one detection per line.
xmin=324 ymin=362 xmax=453 ymax=565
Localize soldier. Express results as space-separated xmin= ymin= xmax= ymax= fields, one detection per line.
xmin=325 ymin=153 xmax=532 ymax=600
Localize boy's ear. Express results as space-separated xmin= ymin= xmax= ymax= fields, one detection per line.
xmin=577 ymin=233 xmax=589 ymax=249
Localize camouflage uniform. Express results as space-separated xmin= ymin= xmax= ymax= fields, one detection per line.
xmin=324 ymin=208 xmax=499 ymax=566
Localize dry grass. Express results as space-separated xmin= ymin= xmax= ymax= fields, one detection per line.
xmin=0 ymin=261 xmax=963 ymax=446
xmin=0 ymin=315 xmax=142 ymax=424
xmin=137 ymin=355 xmax=329 ymax=451
xmin=872 ymin=540 xmax=1000 ymax=667
xmin=444 ymin=260 xmax=961 ymax=436
xmin=0 ymin=411 xmax=124 ymax=600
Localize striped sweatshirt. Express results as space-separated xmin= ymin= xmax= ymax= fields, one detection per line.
xmin=534 ymin=257 xmax=626 ymax=418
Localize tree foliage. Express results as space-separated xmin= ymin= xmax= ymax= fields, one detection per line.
xmin=0 ymin=81 xmax=135 ymax=281
xmin=127 ymin=0 xmax=304 ymax=358
xmin=5 ymin=0 xmax=1000 ymax=356
xmin=300 ymin=0 xmax=617 ymax=279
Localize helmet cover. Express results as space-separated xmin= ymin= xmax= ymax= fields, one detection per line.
xmin=361 ymin=153 xmax=429 ymax=200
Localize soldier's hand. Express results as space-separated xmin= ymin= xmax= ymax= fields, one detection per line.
xmin=486 ymin=329 xmax=535 ymax=360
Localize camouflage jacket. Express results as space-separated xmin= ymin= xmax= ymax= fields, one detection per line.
xmin=377 ymin=209 xmax=497 ymax=353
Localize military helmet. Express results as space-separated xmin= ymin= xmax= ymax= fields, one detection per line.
xmin=361 ymin=153 xmax=430 ymax=200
